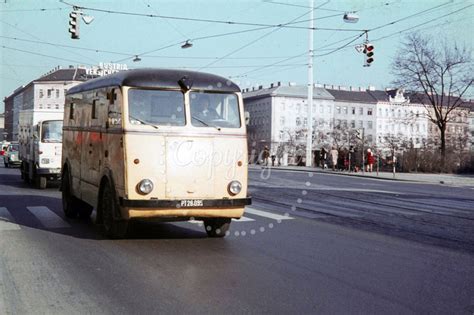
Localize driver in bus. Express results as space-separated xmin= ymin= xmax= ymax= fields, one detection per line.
xmin=196 ymin=96 xmax=220 ymax=120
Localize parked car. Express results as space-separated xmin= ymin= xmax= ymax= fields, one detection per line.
xmin=4 ymin=142 xmax=20 ymax=168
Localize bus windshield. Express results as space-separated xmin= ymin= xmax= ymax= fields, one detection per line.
xmin=41 ymin=121 xmax=63 ymax=143
xmin=190 ymin=92 xmax=240 ymax=128
xmin=128 ymin=89 xmax=185 ymax=126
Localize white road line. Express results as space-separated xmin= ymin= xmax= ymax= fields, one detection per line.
xmin=0 ymin=207 xmax=20 ymax=231
xmin=244 ymin=207 xmax=294 ymax=220
xmin=232 ymin=216 xmax=255 ymax=222
xmin=26 ymin=206 xmax=71 ymax=229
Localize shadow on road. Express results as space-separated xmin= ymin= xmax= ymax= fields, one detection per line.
xmin=0 ymin=195 xmax=208 ymax=240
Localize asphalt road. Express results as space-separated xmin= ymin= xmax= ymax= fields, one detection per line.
xmin=1 ymin=164 xmax=473 ymax=314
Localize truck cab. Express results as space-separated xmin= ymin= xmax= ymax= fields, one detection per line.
xmin=19 ymin=116 xmax=63 ymax=189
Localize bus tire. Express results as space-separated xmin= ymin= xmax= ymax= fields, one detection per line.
xmin=36 ymin=176 xmax=47 ymax=189
xmin=99 ymin=182 xmax=128 ymax=239
xmin=62 ymin=169 xmax=81 ymax=218
xmin=204 ymin=218 xmax=231 ymax=238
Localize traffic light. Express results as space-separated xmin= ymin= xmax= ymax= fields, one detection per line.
xmin=69 ymin=10 xmax=80 ymax=39
xmin=363 ymin=43 xmax=374 ymax=66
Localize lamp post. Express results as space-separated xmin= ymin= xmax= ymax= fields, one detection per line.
xmin=305 ymin=0 xmax=314 ymax=167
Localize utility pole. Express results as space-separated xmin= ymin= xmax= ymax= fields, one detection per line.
xmin=306 ymin=0 xmax=314 ymax=167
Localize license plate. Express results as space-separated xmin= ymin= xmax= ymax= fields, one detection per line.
xmin=180 ymin=199 xmax=204 ymax=207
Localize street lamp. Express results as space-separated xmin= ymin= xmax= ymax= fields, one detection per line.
xmin=306 ymin=3 xmax=359 ymax=167
xmin=181 ymin=40 xmax=193 ymax=49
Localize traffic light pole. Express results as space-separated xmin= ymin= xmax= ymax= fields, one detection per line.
xmin=305 ymin=0 xmax=314 ymax=167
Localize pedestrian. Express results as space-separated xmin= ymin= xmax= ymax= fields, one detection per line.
xmin=271 ymin=154 xmax=276 ymax=167
xmin=353 ymin=147 xmax=361 ymax=172
xmin=320 ymin=147 xmax=327 ymax=169
xmin=262 ymin=146 xmax=270 ymax=166
xmin=329 ymin=145 xmax=338 ymax=171
xmin=366 ymin=148 xmax=375 ymax=172
xmin=276 ymin=145 xmax=284 ymax=166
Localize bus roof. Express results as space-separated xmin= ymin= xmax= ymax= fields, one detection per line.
xmin=67 ymin=68 xmax=240 ymax=94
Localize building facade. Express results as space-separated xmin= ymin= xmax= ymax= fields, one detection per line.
xmin=3 ymin=67 xmax=91 ymax=141
xmin=243 ymin=83 xmax=471 ymax=165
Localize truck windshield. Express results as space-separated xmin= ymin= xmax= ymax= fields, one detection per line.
xmin=41 ymin=121 xmax=63 ymax=143
xmin=128 ymin=89 xmax=185 ymax=126
xmin=190 ymin=92 xmax=240 ymax=128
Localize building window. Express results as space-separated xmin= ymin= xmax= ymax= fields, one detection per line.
xmin=368 ymin=121 xmax=373 ymax=129
xmin=47 ymin=104 xmax=51 ymax=109
xmin=367 ymin=108 xmax=373 ymax=115
xmin=359 ymin=107 xmax=363 ymax=115
xmin=303 ymin=118 xmax=307 ymax=127
xmin=351 ymin=120 xmax=355 ymax=128
xmin=92 ymin=100 xmax=98 ymax=119
xmin=352 ymin=107 xmax=356 ymax=115
xmin=343 ymin=106 xmax=348 ymax=114
xmin=55 ymin=104 xmax=59 ymax=109
xmin=378 ymin=108 xmax=382 ymax=116
xmin=47 ymin=89 xmax=52 ymax=98
xmin=56 ymin=89 xmax=60 ymax=98
xmin=296 ymin=117 xmax=301 ymax=126
xmin=327 ymin=105 xmax=332 ymax=113
xmin=39 ymin=89 xmax=44 ymax=98
xmin=280 ymin=116 xmax=285 ymax=126
xmin=319 ymin=106 xmax=323 ymax=113
xmin=336 ymin=106 xmax=341 ymax=114
xmin=69 ymin=103 xmax=75 ymax=119
xmin=358 ymin=120 xmax=363 ymax=128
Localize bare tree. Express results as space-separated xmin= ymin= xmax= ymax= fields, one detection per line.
xmin=391 ymin=32 xmax=473 ymax=169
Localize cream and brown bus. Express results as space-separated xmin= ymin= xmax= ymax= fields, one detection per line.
xmin=61 ymin=68 xmax=251 ymax=238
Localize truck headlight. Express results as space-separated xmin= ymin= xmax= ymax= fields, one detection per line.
xmin=41 ymin=158 xmax=50 ymax=164
xmin=137 ymin=179 xmax=154 ymax=195
xmin=228 ymin=180 xmax=242 ymax=195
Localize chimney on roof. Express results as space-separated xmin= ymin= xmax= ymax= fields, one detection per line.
xmin=349 ymin=86 xmax=353 ymax=91
xmin=359 ymin=86 xmax=364 ymax=91
xmin=368 ymin=85 xmax=375 ymax=91
xmin=258 ymin=85 xmax=263 ymax=90
xmin=69 ymin=65 xmax=74 ymax=69
xmin=252 ymin=87 xmax=255 ymax=91
xmin=270 ymin=83 xmax=274 ymax=88
xmin=277 ymin=81 xmax=281 ymax=86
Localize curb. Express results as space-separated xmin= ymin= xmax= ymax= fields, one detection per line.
xmin=249 ymin=166 xmax=435 ymax=184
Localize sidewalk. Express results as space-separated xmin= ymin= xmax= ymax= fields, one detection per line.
xmin=249 ymin=165 xmax=474 ymax=187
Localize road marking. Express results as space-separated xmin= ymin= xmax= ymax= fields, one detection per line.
xmin=0 ymin=207 xmax=21 ymax=231
xmin=244 ymin=207 xmax=294 ymax=220
xmin=26 ymin=206 xmax=71 ymax=229
xmin=232 ymin=216 xmax=255 ymax=222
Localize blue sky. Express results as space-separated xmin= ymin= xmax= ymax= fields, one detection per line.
xmin=1 ymin=0 xmax=473 ymax=112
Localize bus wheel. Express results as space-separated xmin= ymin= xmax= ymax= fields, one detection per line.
xmin=100 ymin=182 xmax=128 ymax=239
xmin=204 ymin=218 xmax=231 ymax=238
xmin=62 ymin=169 xmax=81 ymax=218
xmin=36 ymin=176 xmax=47 ymax=189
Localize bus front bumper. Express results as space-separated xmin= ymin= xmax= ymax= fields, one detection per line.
xmin=119 ymin=197 xmax=252 ymax=220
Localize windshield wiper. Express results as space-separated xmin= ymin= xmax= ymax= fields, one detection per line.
xmin=129 ymin=114 xmax=159 ymax=129
xmin=191 ymin=116 xmax=221 ymax=131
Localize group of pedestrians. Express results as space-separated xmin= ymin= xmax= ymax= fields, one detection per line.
xmin=320 ymin=146 xmax=376 ymax=172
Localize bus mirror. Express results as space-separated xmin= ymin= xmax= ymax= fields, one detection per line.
xmin=178 ymin=76 xmax=193 ymax=91
xmin=244 ymin=111 xmax=250 ymax=125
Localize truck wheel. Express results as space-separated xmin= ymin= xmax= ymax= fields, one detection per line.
xmin=36 ymin=176 xmax=47 ymax=189
xmin=62 ymin=169 xmax=81 ymax=218
xmin=100 ymin=182 xmax=128 ymax=239
xmin=203 ymin=218 xmax=231 ymax=237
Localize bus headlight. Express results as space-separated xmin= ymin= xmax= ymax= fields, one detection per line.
xmin=137 ymin=179 xmax=154 ymax=195
xmin=228 ymin=180 xmax=242 ymax=195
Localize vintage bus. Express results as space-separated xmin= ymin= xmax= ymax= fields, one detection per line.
xmin=62 ymin=68 xmax=251 ymax=238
